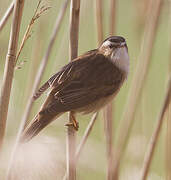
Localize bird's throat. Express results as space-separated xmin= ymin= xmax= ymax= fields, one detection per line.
xmin=111 ymin=47 xmax=129 ymax=76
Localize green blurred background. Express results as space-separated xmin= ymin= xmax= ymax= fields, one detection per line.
xmin=0 ymin=0 xmax=170 ymax=179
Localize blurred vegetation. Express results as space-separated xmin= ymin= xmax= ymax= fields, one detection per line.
xmin=0 ymin=0 xmax=170 ymax=179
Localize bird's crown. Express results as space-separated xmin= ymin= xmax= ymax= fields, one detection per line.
xmin=101 ymin=36 xmax=126 ymax=48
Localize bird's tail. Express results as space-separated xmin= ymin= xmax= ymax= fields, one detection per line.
xmin=20 ymin=112 xmax=62 ymax=143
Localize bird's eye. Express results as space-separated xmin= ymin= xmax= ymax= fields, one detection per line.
xmin=109 ymin=43 xmax=119 ymax=48
xmin=109 ymin=44 xmax=113 ymax=48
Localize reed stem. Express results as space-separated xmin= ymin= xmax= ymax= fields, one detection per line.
xmin=67 ymin=0 xmax=80 ymax=179
xmin=112 ymin=0 xmax=163 ymax=178
xmin=63 ymin=113 xmax=98 ymax=180
xmin=166 ymin=2 xmax=171 ymax=179
xmin=109 ymin=0 xmax=116 ymax=36
xmin=105 ymin=1 xmax=117 ymax=179
xmin=0 ymin=1 xmax=14 ymax=32
xmin=0 ymin=0 xmax=25 ymax=153
xmin=95 ymin=0 xmax=103 ymax=44
xmin=140 ymin=76 xmax=171 ymax=180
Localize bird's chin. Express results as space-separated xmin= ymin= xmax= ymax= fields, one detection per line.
xmin=110 ymin=47 xmax=129 ymax=74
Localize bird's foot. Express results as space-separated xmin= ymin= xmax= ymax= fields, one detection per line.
xmin=65 ymin=113 xmax=79 ymax=131
xmin=65 ymin=121 xmax=79 ymax=131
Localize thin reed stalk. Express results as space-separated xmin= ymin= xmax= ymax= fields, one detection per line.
xmin=166 ymin=3 xmax=171 ymax=179
xmin=21 ymin=0 xmax=69 ymax=129
xmin=109 ymin=0 xmax=116 ymax=36
xmin=95 ymin=0 xmax=103 ymax=43
xmin=140 ymin=76 xmax=171 ymax=180
xmin=63 ymin=113 xmax=98 ymax=180
xmin=112 ymin=0 xmax=163 ymax=178
xmin=0 ymin=1 xmax=14 ymax=32
xmin=104 ymin=105 xmax=114 ymax=180
xmin=166 ymin=102 xmax=171 ymax=180
xmin=0 ymin=0 xmax=25 ymax=152
xmin=6 ymin=1 xmax=69 ymax=178
xmin=104 ymin=1 xmax=117 ymax=180
xmin=15 ymin=0 xmax=51 ymax=66
xmin=67 ymin=1 xmax=80 ymax=179
xmin=94 ymin=0 xmax=103 ymax=142
xmin=95 ymin=0 xmax=115 ymax=179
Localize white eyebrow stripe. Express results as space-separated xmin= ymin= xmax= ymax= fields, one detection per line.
xmin=102 ymin=40 xmax=112 ymax=47
xmin=102 ymin=40 xmax=126 ymax=47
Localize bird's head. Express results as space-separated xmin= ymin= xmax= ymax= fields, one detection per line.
xmin=99 ymin=36 xmax=129 ymax=74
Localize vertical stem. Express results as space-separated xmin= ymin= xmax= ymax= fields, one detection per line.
xmin=109 ymin=0 xmax=116 ymax=36
xmin=112 ymin=0 xmax=163 ymax=178
xmin=95 ymin=0 xmax=103 ymax=44
xmin=0 ymin=1 xmax=14 ymax=32
xmin=67 ymin=0 xmax=80 ymax=180
xmin=69 ymin=0 xmax=80 ymax=59
xmin=67 ymin=115 xmax=77 ymax=180
xmin=140 ymin=76 xmax=171 ymax=180
xmin=0 ymin=0 xmax=25 ymax=152
xmin=166 ymin=102 xmax=171 ymax=180
xmin=63 ymin=113 xmax=98 ymax=180
xmin=104 ymin=104 xmax=114 ymax=180
xmin=105 ymin=1 xmax=117 ymax=180
xmin=166 ymin=2 xmax=171 ymax=179
xmin=95 ymin=1 xmax=116 ymax=179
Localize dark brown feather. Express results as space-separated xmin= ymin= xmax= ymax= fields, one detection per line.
xmin=20 ymin=112 xmax=60 ymax=143
xmin=33 ymin=81 xmax=50 ymax=100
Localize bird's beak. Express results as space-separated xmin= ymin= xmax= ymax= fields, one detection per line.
xmin=120 ymin=42 xmax=126 ymax=48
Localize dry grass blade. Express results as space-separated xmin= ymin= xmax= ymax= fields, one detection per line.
xmin=21 ymin=0 xmax=69 ymax=129
xmin=15 ymin=0 xmax=51 ymax=68
xmin=63 ymin=112 xmax=98 ymax=180
xmin=0 ymin=1 xmax=14 ymax=32
xmin=0 ymin=0 xmax=25 ymax=152
xmin=140 ymin=76 xmax=171 ymax=180
xmin=111 ymin=0 xmax=163 ymax=178
xmin=67 ymin=0 xmax=80 ymax=179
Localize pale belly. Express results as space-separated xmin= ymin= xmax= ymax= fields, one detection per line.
xmin=76 ymin=80 xmax=125 ymax=114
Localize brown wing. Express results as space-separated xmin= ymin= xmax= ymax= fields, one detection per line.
xmin=33 ymin=49 xmax=98 ymax=100
xmin=39 ymin=51 xmax=125 ymax=115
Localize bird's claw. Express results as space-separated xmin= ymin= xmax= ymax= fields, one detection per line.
xmin=65 ymin=121 xmax=79 ymax=131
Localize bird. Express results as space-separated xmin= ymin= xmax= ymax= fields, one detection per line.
xmin=20 ymin=36 xmax=129 ymax=143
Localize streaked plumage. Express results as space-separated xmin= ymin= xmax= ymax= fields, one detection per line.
xmin=20 ymin=36 xmax=129 ymax=143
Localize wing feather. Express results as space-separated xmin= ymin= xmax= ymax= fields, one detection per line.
xmin=40 ymin=52 xmax=125 ymax=115
xmin=33 ymin=81 xmax=50 ymax=100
